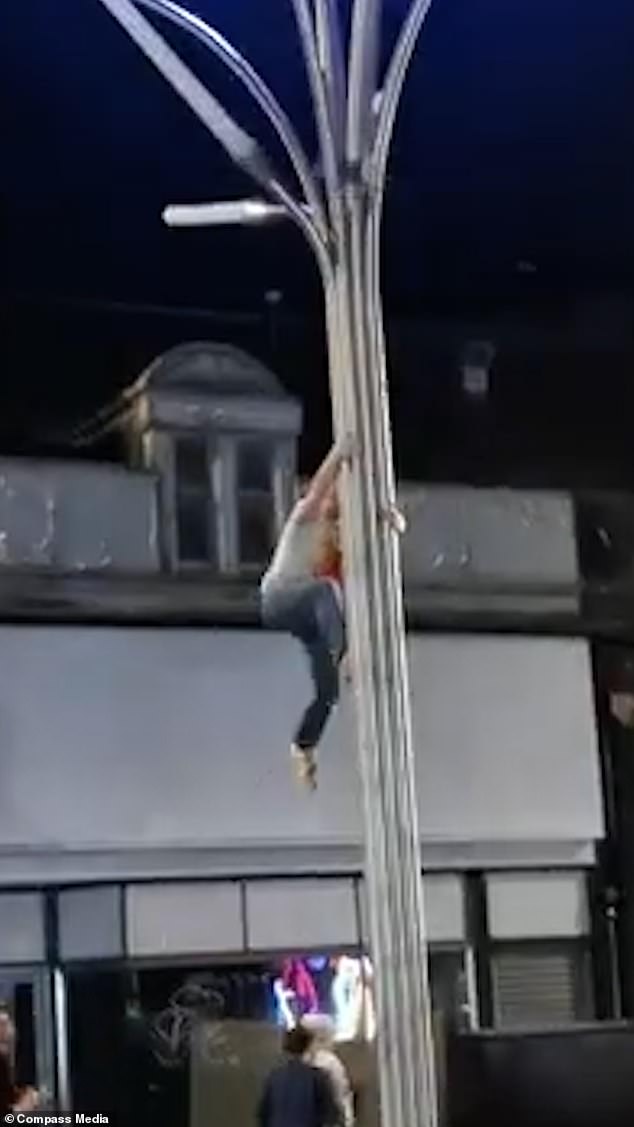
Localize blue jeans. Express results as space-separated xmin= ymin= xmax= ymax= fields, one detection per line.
xmin=262 ymin=579 xmax=345 ymax=750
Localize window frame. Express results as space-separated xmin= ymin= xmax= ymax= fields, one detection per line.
xmin=170 ymin=433 xmax=217 ymax=571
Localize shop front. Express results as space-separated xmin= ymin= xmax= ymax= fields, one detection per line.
xmin=0 ymin=867 xmax=595 ymax=1126
xmin=0 ymin=625 xmax=604 ymax=1121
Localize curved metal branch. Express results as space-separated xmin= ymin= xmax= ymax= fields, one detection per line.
xmin=364 ymin=0 xmax=435 ymax=435
xmin=346 ymin=0 xmax=380 ymax=167
xmin=97 ymin=0 xmax=329 ymax=272
xmin=137 ymin=0 xmax=326 ymax=237
xmin=314 ymin=0 xmax=346 ymax=157
xmin=368 ymin=0 xmax=434 ymax=205
xmin=290 ymin=0 xmax=343 ymax=231
xmin=269 ymin=176 xmax=333 ymax=285
xmin=99 ymin=0 xmax=268 ymax=173
xmin=362 ymin=0 xmax=435 ymax=520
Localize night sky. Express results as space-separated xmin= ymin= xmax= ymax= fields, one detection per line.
xmin=2 ymin=0 xmax=634 ymax=485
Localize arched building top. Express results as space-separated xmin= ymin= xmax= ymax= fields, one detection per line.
xmin=139 ymin=341 xmax=287 ymax=400
xmin=120 ymin=340 xmax=301 ymax=574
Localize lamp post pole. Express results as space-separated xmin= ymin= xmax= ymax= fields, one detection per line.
xmin=95 ymin=2 xmax=437 ymax=1123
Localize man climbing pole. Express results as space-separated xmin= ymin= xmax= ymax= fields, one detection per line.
xmin=260 ymin=435 xmax=354 ymax=790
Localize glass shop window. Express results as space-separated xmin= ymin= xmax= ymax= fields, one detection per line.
xmin=66 ymin=949 xmax=466 ymax=1127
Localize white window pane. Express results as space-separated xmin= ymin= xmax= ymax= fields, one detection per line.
xmin=126 ymin=882 xmax=242 ymax=956
xmin=246 ymin=879 xmax=357 ymax=950
xmin=58 ymin=887 xmax=123 ymax=961
xmin=487 ymin=872 xmax=589 ymax=939
xmin=0 ymin=893 xmax=45 ymax=963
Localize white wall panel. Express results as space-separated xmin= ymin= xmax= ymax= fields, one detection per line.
xmin=487 ymin=872 xmax=589 ymax=939
xmin=402 ymin=487 xmax=578 ymax=587
xmin=0 ymin=627 xmax=602 ymax=876
xmin=0 ymin=893 xmax=45 ymax=963
xmin=412 ymin=636 xmax=602 ymax=844
xmin=0 ymin=627 xmax=360 ymax=853
xmin=58 ymin=887 xmax=123 ymax=961
xmin=0 ymin=460 xmax=158 ymax=572
xmin=126 ymin=882 xmax=243 ymax=956
xmin=469 ymin=493 xmax=576 ymax=583
xmin=246 ymin=879 xmax=358 ymax=951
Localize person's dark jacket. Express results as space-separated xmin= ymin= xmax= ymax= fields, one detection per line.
xmin=0 ymin=1055 xmax=16 ymax=1117
xmin=258 ymin=1056 xmax=341 ymax=1127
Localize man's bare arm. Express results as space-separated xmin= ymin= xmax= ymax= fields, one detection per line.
xmin=296 ymin=434 xmax=355 ymax=521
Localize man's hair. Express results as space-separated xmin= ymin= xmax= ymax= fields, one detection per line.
xmin=283 ymin=1025 xmax=313 ymax=1057
xmin=301 ymin=1013 xmax=335 ymax=1045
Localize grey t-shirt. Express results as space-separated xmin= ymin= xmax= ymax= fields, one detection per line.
xmin=261 ymin=508 xmax=320 ymax=594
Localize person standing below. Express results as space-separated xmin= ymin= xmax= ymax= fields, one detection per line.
xmin=258 ymin=1025 xmax=341 ymax=1127
xmin=260 ymin=436 xmax=354 ymax=790
xmin=0 ymin=1007 xmax=38 ymax=1117
xmin=302 ymin=1014 xmax=355 ymax=1127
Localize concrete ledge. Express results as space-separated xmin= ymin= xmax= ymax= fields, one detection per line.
xmin=0 ymin=568 xmax=581 ymax=632
xmin=0 ymin=839 xmax=596 ymax=886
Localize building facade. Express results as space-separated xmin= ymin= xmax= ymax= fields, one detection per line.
xmin=0 ymin=342 xmax=618 ymax=1126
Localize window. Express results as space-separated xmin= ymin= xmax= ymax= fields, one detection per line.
xmin=174 ymin=437 xmax=214 ymax=566
xmin=429 ymin=948 xmax=471 ymax=1034
xmin=237 ymin=442 xmax=271 ymax=493
xmin=236 ymin=439 xmax=274 ymax=567
xmin=67 ymin=958 xmax=373 ymax=1127
xmin=65 ymin=945 xmax=465 ymax=1127
xmin=0 ymin=971 xmax=52 ymax=1104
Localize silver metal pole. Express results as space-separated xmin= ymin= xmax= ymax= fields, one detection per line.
xmin=359 ymin=6 xmax=438 ymax=1120
xmin=344 ymin=187 xmax=438 ymax=1127
xmin=290 ymin=0 xmax=343 ymax=224
xmin=346 ymin=0 xmax=381 ymax=168
xmin=52 ymin=967 xmax=71 ymax=1112
xmin=464 ymin=946 xmax=481 ymax=1031
xmin=314 ymin=0 xmax=346 ymax=156
xmin=32 ymin=969 xmax=57 ymax=1109
xmin=344 ymin=1 xmax=440 ymax=1121
xmin=295 ymin=5 xmax=439 ymax=1118
xmin=93 ymin=3 xmax=439 ymax=1124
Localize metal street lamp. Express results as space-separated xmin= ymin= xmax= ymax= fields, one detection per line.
xmin=95 ymin=1 xmax=438 ymax=1124
xmin=162 ymin=200 xmax=288 ymax=227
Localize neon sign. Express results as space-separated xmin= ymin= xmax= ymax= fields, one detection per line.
xmin=271 ymin=955 xmax=376 ymax=1042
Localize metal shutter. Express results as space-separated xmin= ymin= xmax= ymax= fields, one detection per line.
xmin=492 ymin=947 xmax=579 ymax=1028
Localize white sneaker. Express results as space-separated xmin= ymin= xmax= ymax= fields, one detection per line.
xmin=291 ymin=745 xmax=317 ymax=791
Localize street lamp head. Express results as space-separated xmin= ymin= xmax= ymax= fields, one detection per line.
xmin=162 ymin=199 xmax=287 ymax=228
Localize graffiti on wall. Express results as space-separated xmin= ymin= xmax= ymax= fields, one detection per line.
xmin=150 ymin=980 xmax=240 ymax=1069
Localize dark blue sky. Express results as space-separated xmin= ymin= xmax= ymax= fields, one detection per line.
xmin=4 ymin=0 xmax=634 ymax=305
xmin=2 ymin=0 xmax=634 ymax=482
